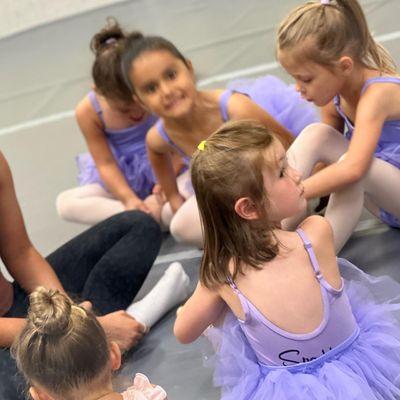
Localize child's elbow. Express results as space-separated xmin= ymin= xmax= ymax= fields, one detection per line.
xmin=173 ymin=321 xmax=196 ymax=344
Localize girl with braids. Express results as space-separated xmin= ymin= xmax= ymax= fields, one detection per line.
xmin=57 ymin=18 xmax=183 ymax=225
xmin=12 ymin=287 xmax=167 ymax=400
xmin=175 ymin=120 xmax=400 ymax=400
xmin=277 ymin=0 xmax=400 ymax=252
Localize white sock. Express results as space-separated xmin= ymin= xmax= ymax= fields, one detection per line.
xmin=126 ymin=262 xmax=190 ymax=329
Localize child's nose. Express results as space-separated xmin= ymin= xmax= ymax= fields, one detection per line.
xmin=160 ymin=81 xmax=172 ymax=96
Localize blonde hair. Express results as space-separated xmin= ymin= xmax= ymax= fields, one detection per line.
xmin=11 ymin=287 xmax=110 ymax=399
xmin=277 ymin=0 xmax=396 ymax=74
xmin=191 ymin=120 xmax=280 ymax=288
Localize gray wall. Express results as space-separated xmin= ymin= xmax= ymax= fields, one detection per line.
xmin=0 ymin=0 xmax=126 ymax=38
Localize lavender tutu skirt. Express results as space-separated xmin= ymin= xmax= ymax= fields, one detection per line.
xmin=205 ymin=258 xmax=400 ymax=399
xmin=227 ymin=75 xmax=320 ymax=137
xmin=76 ymin=150 xmax=156 ymax=200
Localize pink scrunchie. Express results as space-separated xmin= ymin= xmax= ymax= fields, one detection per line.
xmin=122 ymin=373 xmax=167 ymax=400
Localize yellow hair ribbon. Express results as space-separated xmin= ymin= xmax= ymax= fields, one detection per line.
xmin=198 ymin=140 xmax=207 ymax=151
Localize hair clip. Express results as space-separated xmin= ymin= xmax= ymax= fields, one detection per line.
xmin=198 ymin=140 xmax=207 ymax=151
xmin=320 ymin=0 xmax=330 ymax=4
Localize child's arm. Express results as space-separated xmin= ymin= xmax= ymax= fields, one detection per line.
xmin=146 ymin=127 xmax=185 ymax=213
xmin=302 ymin=86 xmax=390 ymax=199
xmin=76 ymin=99 xmax=149 ymax=212
xmin=174 ymin=282 xmax=226 ymax=344
xmin=227 ymin=93 xmax=295 ymax=148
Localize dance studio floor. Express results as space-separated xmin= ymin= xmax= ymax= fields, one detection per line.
xmin=1 ymin=1 xmax=399 ymax=398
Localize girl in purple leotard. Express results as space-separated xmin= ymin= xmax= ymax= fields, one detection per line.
xmin=277 ymin=0 xmax=400 ymax=253
xmin=120 ymin=33 xmax=319 ymax=247
xmin=175 ymin=120 xmax=400 ymax=400
xmin=56 ymin=19 xmax=183 ymax=226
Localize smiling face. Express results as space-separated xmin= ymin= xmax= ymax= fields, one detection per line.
xmin=278 ymin=49 xmax=345 ymax=107
xmin=262 ymin=140 xmax=306 ymax=222
xmin=129 ymin=49 xmax=196 ymax=119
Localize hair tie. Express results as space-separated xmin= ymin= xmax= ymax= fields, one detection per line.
xmin=320 ymin=0 xmax=330 ymax=4
xmin=105 ymin=37 xmax=117 ymax=45
xmin=198 ymin=140 xmax=207 ymax=151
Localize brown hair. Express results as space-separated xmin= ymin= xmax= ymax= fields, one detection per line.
xmin=91 ymin=17 xmax=143 ymax=102
xmin=11 ymin=287 xmax=110 ymax=399
xmin=191 ymin=120 xmax=280 ymax=288
xmin=277 ymin=0 xmax=396 ymax=74
xmin=121 ymin=33 xmax=190 ymax=94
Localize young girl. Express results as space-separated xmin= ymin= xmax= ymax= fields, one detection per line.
xmin=276 ymin=0 xmax=400 ymax=252
xmin=12 ymin=287 xmax=167 ymax=400
xmin=120 ymin=34 xmax=319 ymax=246
xmin=174 ymin=120 xmax=400 ymax=399
xmin=56 ymin=19 xmax=182 ymax=225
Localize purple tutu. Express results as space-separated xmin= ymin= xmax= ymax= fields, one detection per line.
xmin=227 ymin=75 xmax=320 ymax=137
xmin=205 ymin=258 xmax=400 ymax=399
xmin=76 ymin=114 xmax=158 ymax=200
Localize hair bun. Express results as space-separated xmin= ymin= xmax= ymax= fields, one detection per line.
xmin=90 ymin=17 xmax=126 ymax=55
xmin=28 ymin=287 xmax=72 ymax=336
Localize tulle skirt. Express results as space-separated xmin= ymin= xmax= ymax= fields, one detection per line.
xmin=227 ymin=75 xmax=320 ymax=137
xmin=205 ymin=258 xmax=400 ymax=399
xmin=76 ymin=151 xmax=156 ymax=200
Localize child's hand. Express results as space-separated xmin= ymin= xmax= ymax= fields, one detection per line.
xmin=124 ymin=197 xmax=151 ymax=214
xmin=98 ymin=311 xmax=147 ymax=351
xmin=152 ymin=183 xmax=163 ymax=195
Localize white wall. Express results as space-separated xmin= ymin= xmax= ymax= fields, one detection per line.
xmin=0 ymin=0 xmax=125 ymax=38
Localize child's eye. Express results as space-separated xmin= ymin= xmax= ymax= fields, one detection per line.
xmin=166 ymin=69 xmax=177 ymax=80
xmin=145 ymin=84 xmax=157 ymax=94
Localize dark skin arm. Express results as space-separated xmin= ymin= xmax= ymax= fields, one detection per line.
xmin=0 ymin=152 xmax=144 ymax=350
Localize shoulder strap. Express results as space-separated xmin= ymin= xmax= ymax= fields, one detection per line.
xmin=226 ymin=276 xmax=250 ymax=321
xmin=296 ymin=229 xmax=342 ymax=294
xmin=219 ymin=90 xmax=232 ymax=122
xmin=88 ymin=91 xmax=105 ymax=125
xmin=155 ymin=120 xmax=189 ymax=161
xmin=296 ymin=229 xmax=321 ymax=276
xmin=361 ymin=76 xmax=400 ymax=96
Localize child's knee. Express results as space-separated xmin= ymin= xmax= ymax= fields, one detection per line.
xmin=298 ymin=122 xmax=338 ymax=144
xmin=169 ymin=216 xmax=186 ymax=243
xmin=55 ymin=190 xmax=74 ymax=220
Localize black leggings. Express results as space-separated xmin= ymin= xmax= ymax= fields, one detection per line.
xmin=0 ymin=210 xmax=162 ymax=400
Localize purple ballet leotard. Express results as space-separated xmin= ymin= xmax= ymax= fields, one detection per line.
xmin=227 ymin=229 xmax=358 ymax=367
xmin=334 ymin=76 xmax=400 ymax=228
xmin=205 ymin=230 xmax=400 ymax=399
xmin=76 ymin=91 xmax=158 ymax=200
xmin=155 ymin=75 xmax=320 ymax=155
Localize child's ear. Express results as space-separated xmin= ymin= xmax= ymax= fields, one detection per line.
xmin=185 ymin=59 xmax=195 ymax=77
xmin=109 ymin=341 xmax=122 ymax=371
xmin=29 ymin=386 xmax=53 ymax=400
xmin=338 ymin=56 xmax=353 ymax=76
xmin=234 ymin=197 xmax=259 ymax=220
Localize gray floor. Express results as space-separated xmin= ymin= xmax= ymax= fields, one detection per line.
xmin=1 ymin=1 xmax=400 ymax=399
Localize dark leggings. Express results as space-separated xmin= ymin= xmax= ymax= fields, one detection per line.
xmin=0 ymin=210 xmax=162 ymax=400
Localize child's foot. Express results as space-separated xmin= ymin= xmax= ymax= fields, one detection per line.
xmin=126 ymin=262 xmax=191 ymax=329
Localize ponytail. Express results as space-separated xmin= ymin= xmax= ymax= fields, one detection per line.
xmin=277 ymin=0 xmax=396 ymax=74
